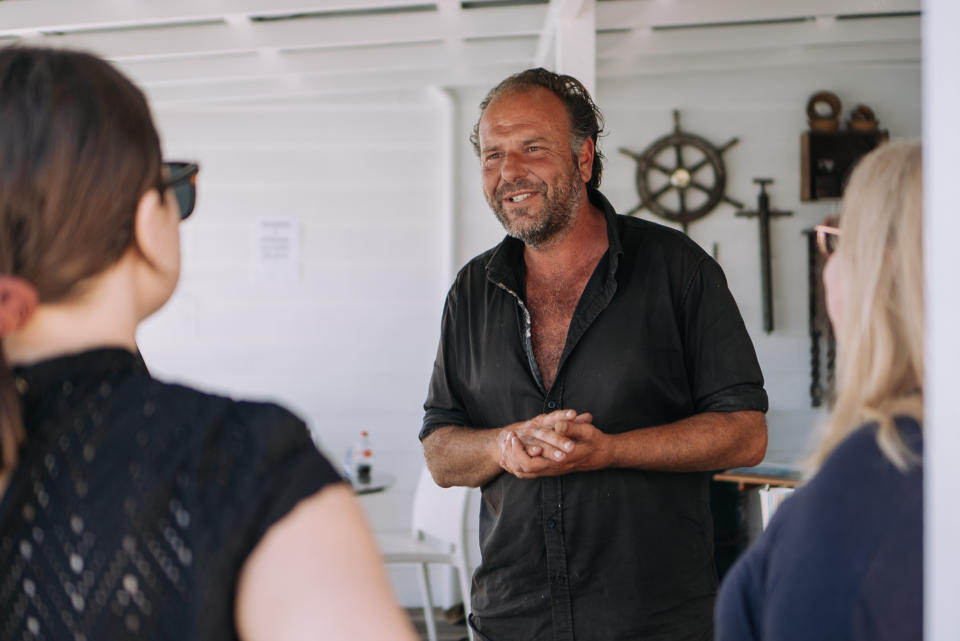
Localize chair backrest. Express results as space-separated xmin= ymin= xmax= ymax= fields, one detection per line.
xmin=411 ymin=466 xmax=471 ymax=550
xmin=759 ymin=486 xmax=794 ymax=529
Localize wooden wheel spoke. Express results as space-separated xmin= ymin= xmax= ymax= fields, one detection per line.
xmin=677 ymin=188 xmax=687 ymax=214
xmin=690 ymin=180 xmax=714 ymax=195
xmin=722 ymin=194 xmax=745 ymax=209
xmin=650 ymin=161 xmax=673 ymax=176
xmin=686 ymin=157 xmax=710 ymax=175
xmin=673 ymin=144 xmax=685 ymax=170
xmin=650 ymin=183 xmax=673 ymax=201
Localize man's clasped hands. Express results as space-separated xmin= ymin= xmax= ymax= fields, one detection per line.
xmin=497 ymin=409 xmax=616 ymax=478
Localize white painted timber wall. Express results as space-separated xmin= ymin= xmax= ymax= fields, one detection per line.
xmin=136 ymin=90 xmax=453 ymax=606
xmin=925 ymin=1 xmax=960 ymax=638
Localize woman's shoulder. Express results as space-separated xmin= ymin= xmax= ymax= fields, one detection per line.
xmin=814 ymin=416 xmax=922 ymax=490
xmin=130 ymin=377 xmax=342 ymax=532
xmin=119 ymin=377 xmax=339 ymax=489
xmin=136 ymin=378 xmax=310 ymax=442
xmin=716 ymin=417 xmax=923 ymax=641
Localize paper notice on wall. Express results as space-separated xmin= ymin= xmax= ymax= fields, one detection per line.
xmin=254 ymin=218 xmax=301 ymax=283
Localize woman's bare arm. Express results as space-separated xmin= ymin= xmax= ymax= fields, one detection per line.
xmin=235 ymin=484 xmax=417 ymax=641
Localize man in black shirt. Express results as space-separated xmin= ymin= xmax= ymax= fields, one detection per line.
xmin=421 ymin=68 xmax=768 ymax=641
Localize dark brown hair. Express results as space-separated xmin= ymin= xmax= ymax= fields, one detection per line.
xmin=0 ymin=47 xmax=163 ymax=473
xmin=470 ymin=67 xmax=606 ymax=190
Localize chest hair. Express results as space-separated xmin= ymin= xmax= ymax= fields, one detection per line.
xmin=526 ymin=261 xmax=596 ymax=391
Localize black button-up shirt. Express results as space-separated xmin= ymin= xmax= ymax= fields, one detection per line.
xmin=422 ymin=189 xmax=767 ymax=641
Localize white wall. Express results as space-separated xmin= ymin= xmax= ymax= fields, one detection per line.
xmin=136 ymin=90 xmax=453 ymax=606
xmin=135 ymin=57 xmax=920 ymax=606
xmin=924 ymin=1 xmax=960 ymax=638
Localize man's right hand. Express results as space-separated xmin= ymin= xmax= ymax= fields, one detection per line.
xmin=497 ymin=410 xmax=591 ymax=478
xmin=422 ymin=410 xmax=593 ymax=487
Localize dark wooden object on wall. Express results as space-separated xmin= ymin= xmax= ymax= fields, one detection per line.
xmin=800 ymin=91 xmax=888 ymax=201
xmin=803 ymin=227 xmax=836 ymax=407
xmin=620 ymin=110 xmax=742 ymax=234
xmin=736 ymin=179 xmax=792 ymax=334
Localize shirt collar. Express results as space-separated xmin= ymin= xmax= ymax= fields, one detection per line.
xmin=12 ymin=347 xmax=146 ymax=404
xmin=484 ymin=187 xmax=624 ymax=291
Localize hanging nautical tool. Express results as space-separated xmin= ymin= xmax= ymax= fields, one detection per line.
xmin=619 ymin=110 xmax=742 ymax=234
xmin=803 ymin=227 xmax=836 ymax=407
xmin=735 ymin=179 xmax=792 ymax=334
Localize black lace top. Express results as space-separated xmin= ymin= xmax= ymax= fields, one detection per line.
xmin=0 ymin=348 xmax=342 ymax=640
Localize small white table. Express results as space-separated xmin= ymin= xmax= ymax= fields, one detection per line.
xmin=351 ymin=472 xmax=396 ymax=496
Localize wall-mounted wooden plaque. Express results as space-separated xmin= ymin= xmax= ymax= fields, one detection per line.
xmin=800 ymin=130 xmax=888 ymax=201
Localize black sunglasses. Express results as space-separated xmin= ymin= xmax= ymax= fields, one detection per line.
xmin=162 ymin=161 xmax=199 ymax=220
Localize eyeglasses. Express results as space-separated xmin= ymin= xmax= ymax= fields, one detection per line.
xmin=162 ymin=161 xmax=199 ymax=220
xmin=814 ymin=215 xmax=840 ymax=257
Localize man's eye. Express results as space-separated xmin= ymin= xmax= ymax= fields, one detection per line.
xmin=485 ymin=153 xmax=501 ymax=162
xmin=527 ymin=146 xmax=541 ymax=152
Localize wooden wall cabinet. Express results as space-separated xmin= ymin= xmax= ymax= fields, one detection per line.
xmin=800 ymin=130 xmax=888 ymax=201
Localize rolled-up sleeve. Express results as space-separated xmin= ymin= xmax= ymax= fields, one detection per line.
xmin=421 ymin=283 xmax=470 ymax=441
xmin=680 ymin=257 xmax=768 ymax=414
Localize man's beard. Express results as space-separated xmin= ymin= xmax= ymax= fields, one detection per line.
xmin=486 ymin=160 xmax=583 ymax=250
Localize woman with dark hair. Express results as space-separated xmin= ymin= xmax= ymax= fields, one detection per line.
xmin=0 ymin=47 xmax=416 ymax=640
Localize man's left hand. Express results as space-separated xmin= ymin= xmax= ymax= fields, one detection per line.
xmin=503 ymin=415 xmax=616 ymax=478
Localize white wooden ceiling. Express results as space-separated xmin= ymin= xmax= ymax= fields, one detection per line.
xmin=0 ymin=0 xmax=922 ymax=105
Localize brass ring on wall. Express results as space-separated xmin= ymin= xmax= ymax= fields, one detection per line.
xmin=807 ymin=91 xmax=841 ymax=132
xmin=848 ymin=104 xmax=879 ymax=132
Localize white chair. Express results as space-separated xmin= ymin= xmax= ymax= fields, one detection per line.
xmin=758 ymin=485 xmax=794 ymax=529
xmin=379 ymin=466 xmax=475 ymax=641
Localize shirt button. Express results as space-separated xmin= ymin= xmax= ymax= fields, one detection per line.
xmin=547 ymin=519 xmax=556 ymax=529
xmin=547 ymin=401 xmax=556 ymax=409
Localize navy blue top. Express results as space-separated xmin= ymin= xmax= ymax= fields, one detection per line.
xmin=715 ymin=417 xmax=923 ymax=641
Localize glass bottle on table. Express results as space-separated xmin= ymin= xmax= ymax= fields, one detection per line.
xmin=345 ymin=431 xmax=374 ymax=484
xmin=355 ymin=431 xmax=373 ymax=484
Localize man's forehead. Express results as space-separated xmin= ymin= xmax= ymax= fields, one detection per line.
xmin=478 ymin=88 xmax=569 ymax=141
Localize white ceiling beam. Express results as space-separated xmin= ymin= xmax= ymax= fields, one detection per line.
xmin=122 ymin=20 xmax=918 ymax=92
xmin=598 ymin=14 xmax=921 ymax=61
xmin=598 ymin=40 xmax=921 ymax=78
xmin=142 ymin=62 xmax=526 ymax=106
xmin=597 ymin=0 xmax=921 ymax=29
xmin=0 ymin=0 xmax=920 ymax=37
xmin=436 ymin=0 xmax=465 ymax=55
xmin=137 ymin=36 xmax=918 ymax=108
xmin=0 ymin=0 xmax=433 ymax=34
xmin=555 ymin=1 xmax=596 ymax=94
xmin=117 ymin=37 xmax=536 ymax=86
xmin=536 ymin=0 xmax=597 ymax=92
xmin=7 ymin=4 xmax=547 ymax=61
xmin=534 ymin=14 xmax=557 ymax=69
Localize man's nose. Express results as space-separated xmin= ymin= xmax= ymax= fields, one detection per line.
xmin=500 ymin=152 xmax=527 ymax=182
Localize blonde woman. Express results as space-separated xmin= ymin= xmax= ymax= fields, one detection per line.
xmin=715 ymin=142 xmax=923 ymax=641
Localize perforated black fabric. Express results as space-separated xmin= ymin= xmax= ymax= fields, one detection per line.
xmin=0 ymin=348 xmax=341 ymax=640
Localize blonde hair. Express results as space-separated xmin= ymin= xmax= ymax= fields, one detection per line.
xmin=813 ymin=141 xmax=923 ymax=471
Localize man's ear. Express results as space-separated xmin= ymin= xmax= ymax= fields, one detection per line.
xmin=576 ymin=137 xmax=595 ymax=185
xmin=132 ymin=188 xmax=165 ymax=267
